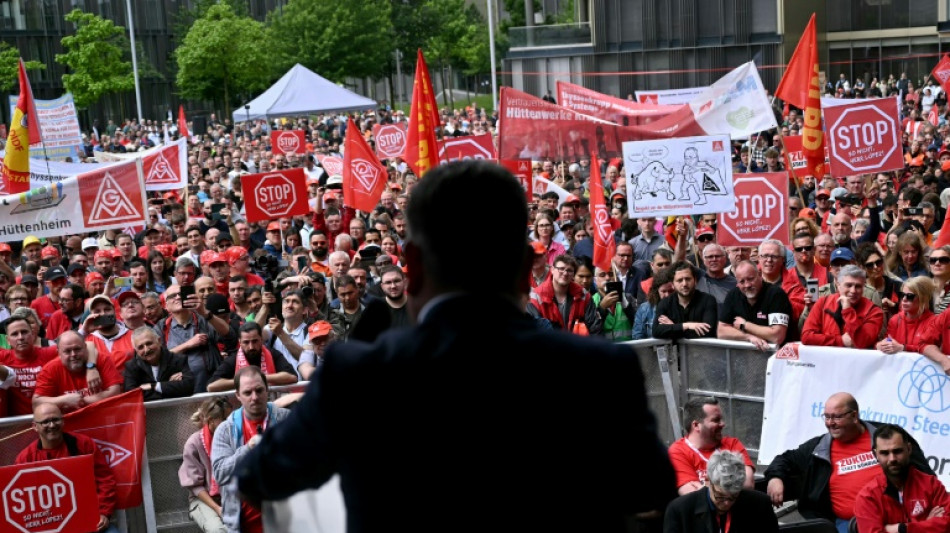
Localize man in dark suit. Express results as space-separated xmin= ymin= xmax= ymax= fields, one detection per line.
xmin=123 ymin=326 xmax=195 ymax=401
xmin=236 ymin=161 xmax=676 ymax=531
xmin=664 ymin=450 xmax=778 ymax=533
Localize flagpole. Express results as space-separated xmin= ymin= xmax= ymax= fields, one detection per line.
xmin=125 ymin=0 xmax=144 ymax=122
xmin=487 ymin=0 xmax=499 ymax=112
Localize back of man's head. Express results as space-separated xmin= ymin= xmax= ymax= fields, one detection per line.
xmin=406 ymin=161 xmax=527 ymax=294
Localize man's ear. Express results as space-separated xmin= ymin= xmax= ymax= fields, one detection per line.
xmin=404 ymin=241 xmax=424 ymax=296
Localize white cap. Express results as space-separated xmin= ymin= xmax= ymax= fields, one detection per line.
xmin=81 ymin=237 xmax=99 ymax=250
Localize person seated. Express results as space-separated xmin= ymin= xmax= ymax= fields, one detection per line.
xmin=124 ymin=327 xmax=195 ymax=400
xmin=668 ymin=397 xmax=754 ymax=495
xmin=16 ymin=403 xmax=118 ymax=533
xmin=179 ymin=397 xmax=232 ymax=533
xmin=854 ymin=424 xmax=950 ymax=533
xmin=652 ymin=261 xmax=718 ymax=340
xmin=801 ymin=265 xmax=884 ymax=348
xmin=717 ymin=260 xmax=796 ymax=350
xmin=876 ymin=276 xmax=935 ymax=355
xmin=663 ymin=450 xmax=777 ymax=533
xmin=32 ymin=330 xmax=121 ymax=412
xmin=632 ymin=267 xmax=674 ymax=340
xmin=205 ymin=322 xmax=297 ymax=392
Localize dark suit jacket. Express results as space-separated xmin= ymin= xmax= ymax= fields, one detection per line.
xmin=123 ymin=348 xmax=195 ymax=401
xmin=663 ymin=487 xmax=778 ymax=533
xmin=237 ymin=294 xmax=676 ymax=532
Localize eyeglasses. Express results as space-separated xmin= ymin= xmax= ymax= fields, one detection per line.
xmin=537 ymin=223 xmax=553 ymax=228
xmin=822 ymin=410 xmax=854 ymax=421
xmin=930 ymin=256 xmax=950 ymax=265
xmin=616 ymin=253 xmax=632 ymax=258
xmin=709 ymin=485 xmax=739 ymax=504
xmin=696 ymin=234 xmax=714 ymax=243
xmin=900 ymin=292 xmax=918 ymax=301
xmin=554 ymin=266 xmax=575 ymax=275
xmin=165 ymin=293 xmax=181 ymax=300
xmin=34 ymin=417 xmax=63 ymax=427
xmin=759 ymin=254 xmax=782 ymax=262
xmin=794 ymin=246 xmax=814 ymax=253
xmin=864 ymin=259 xmax=884 ymax=269
xmin=703 ymin=254 xmax=726 ymax=260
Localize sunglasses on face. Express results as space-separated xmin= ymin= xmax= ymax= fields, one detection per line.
xmin=864 ymin=259 xmax=884 ymax=269
xmin=696 ymin=234 xmax=714 ymax=243
xmin=900 ymin=292 xmax=918 ymax=301
xmin=930 ymin=256 xmax=950 ymax=265
xmin=794 ymin=246 xmax=814 ymax=253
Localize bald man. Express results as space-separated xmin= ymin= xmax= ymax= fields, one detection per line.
xmin=16 ymin=403 xmax=117 ymax=532
xmin=764 ymin=392 xmax=932 ymax=531
xmin=32 ymin=331 xmax=122 ymax=412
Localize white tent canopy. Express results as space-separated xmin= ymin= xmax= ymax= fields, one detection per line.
xmin=232 ymin=64 xmax=377 ymax=122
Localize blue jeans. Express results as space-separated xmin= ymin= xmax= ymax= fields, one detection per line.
xmin=836 ymin=518 xmax=850 ymax=533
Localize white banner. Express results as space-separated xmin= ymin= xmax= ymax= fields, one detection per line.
xmin=0 ymin=158 xmax=147 ymax=242
xmin=94 ymin=139 xmax=188 ymax=191
xmin=623 ymin=134 xmax=734 ymax=217
xmin=688 ymin=62 xmax=777 ymax=137
xmin=9 ymin=93 xmax=83 ymax=160
xmin=635 ymin=87 xmax=708 ymax=106
xmin=760 ymin=344 xmax=950 ymax=490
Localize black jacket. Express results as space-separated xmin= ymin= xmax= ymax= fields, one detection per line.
xmin=236 ymin=294 xmax=677 ymax=532
xmin=763 ymin=420 xmax=933 ymax=521
xmin=123 ymin=348 xmax=195 ymax=401
xmin=663 ymin=487 xmax=778 ymax=533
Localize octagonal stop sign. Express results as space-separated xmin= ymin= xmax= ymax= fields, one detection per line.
xmin=824 ymin=97 xmax=903 ymax=177
xmin=718 ymin=173 xmax=789 ymax=247
xmin=254 ymin=174 xmax=297 ymax=219
xmin=1 ymin=456 xmax=98 ymax=533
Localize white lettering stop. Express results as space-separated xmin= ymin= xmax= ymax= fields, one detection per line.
xmin=836 ymin=121 xmax=889 ymax=150
xmin=725 ymin=193 xmax=778 ymax=220
xmin=257 ymin=184 xmax=291 ymax=204
xmin=9 ymin=483 xmax=68 ymax=514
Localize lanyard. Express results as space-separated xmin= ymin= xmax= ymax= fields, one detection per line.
xmin=717 ymin=512 xmax=731 ymax=533
xmin=683 ymin=437 xmax=717 ymax=464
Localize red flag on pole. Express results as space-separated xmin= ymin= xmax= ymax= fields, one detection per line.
xmin=343 ymin=118 xmax=388 ymax=212
xmin=63 ymin=389 xmax=145 ymax=509
xmin=404 ymin=49 xmax=440 ymax=177
xmin=931 ymin=54 xmax=950 ymax=96
xmin=589 ymin=157 xmax=616 ymax=272
xmin=178 ymin=104 xmax=190 ymax=139
xmin=1 ymin=59 xmax=41 ymax=194
xmin=928 ymin=106 xmax=940 ymax=127
xmin=775 ymin=13 xmax=825 ymax=178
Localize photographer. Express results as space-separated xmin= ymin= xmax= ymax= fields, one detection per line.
xmin=263 ymin=290 xmax=310 ymax=378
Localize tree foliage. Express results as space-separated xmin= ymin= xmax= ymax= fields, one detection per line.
xmin=0 ymin=43 xmax=44 ymax=93
xmin=175 ymin=3 xmax=271 ymax=109
xmin=55 ymin=9 xmax=135 ymax=109
xmin=267 ymin=0 xmax=394 ymax=82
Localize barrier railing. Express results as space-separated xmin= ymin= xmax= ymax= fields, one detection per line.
xmin=0 ymin=338 xmax=776 ymax=532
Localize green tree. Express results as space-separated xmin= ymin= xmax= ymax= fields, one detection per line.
xmin=55 ymin=9 xmax=135 ymax=109
xmin=175 ymin=3 xmax=271 ymax=110
xmin=267 ymin=0 xmax=394 ymax=82
xmin=0 ymin=43 xmax=44 ymax=93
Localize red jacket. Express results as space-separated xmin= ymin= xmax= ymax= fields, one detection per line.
xmin=311 ymin=205 xmax=355 ymax=252
xmin=46 ymin=309 xmax=79 ymax=340
xmin=886 ymin=310 xmax=936 ymax=353
xmin=529 ymin=278 xmax=590 ymax=331
xmin=921 ymin=310 xmax=950 ymax=354
xmin=16 ymin=432 xmax=117 ymax=517
xmin=801 ymin=294 xmax=884 ymax=348
xmin=854 ymin=467 xmax=950 ymax=533
xmin=765 ymin=266 xmax=807 ymax=323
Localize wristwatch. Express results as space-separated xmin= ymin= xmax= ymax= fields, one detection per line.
xmin=739 ymin=322 xmax=746 ymax=332
xmin=85 ymin=362 xmax=96 ymax=370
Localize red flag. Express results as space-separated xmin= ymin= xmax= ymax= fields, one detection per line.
xmin=343 ymin=118 xmax=388 ymax=212
xmin=404 ymin=49 xmax=440 ymax=177
xmin=64 ymin=389 xmax=145 ymax=508
xmin=178 ymin=104 xmax=190 ymax=139
xmin=1 ymin=59 xmax=41 ymax=194
xmin=931 ymin=54 xmax=950 ymax=96
xmin=928 ymin=106 xmax=940 ymax=127
xmin=775 ymin=13 xmax=825 ymax=177
xmin=588 ymin=157 xmax=615 ymax=271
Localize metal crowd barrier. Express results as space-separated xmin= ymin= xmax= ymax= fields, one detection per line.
xmin=0 ymin=339 xmax=776 ymax=532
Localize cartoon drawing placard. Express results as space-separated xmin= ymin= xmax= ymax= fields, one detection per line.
xmin=623 ymin=134 xmax=734 ymax=218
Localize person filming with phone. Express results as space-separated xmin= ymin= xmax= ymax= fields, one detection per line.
xmin=153 ymin=284 xmax=224 ymax=393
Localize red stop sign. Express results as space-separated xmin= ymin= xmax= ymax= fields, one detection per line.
xmin=718 ymin=173 xmax=789 ymax=247
xmin=825 ymin=97 xmax=903 ymax=176
xmin=241 ymin=168 xmax=310 ymax=224
xmin=372 ymin=123 xmax=407 ymax=159
xmin=254 ymin=174 xmax=296 ymax=218
xmin=438 ymin=134 xmax=496 ymax=163
xmin=1 ymin=456 xmax=98 ymax=533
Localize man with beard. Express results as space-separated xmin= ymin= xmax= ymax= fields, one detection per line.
xmin=854 ymin=424 xmax=950 ymax=533
xmin=830 ymin=208 xmax=881 ymax=253
xmin=652 ymin=261 xmax=717 ymax=340
xmin=33 ymin=331 xmax=122 ymax=412
xmin=124 ymin=327 xmax=194 ymax=400
xmin=141 ymin=292 xmax=165 ymax=324
xmin=379 ymin=266 xmax=409 ymax=328
xmin=205 ymin=322 xmax=297 ymax=392
xmin=46 ymin=283 xmax=87 ymax=339
xmin=758 ymin=240 xmax=806 ymax=323
xmin=225 ymin=246 xmax=264 ymax=287
xmin=308 ymin=231 xmax=332 ymax=276
xmin=667 ymin=397 xmax=755 ymax=495
xmin=717 ymin=261 xmax=796 ymax=349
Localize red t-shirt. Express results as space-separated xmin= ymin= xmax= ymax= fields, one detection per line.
xmin=33 ymin=355 xmax=123 ymax=412
xmin=829 ymin=430 xmax=879 ymax=519
xmin=241 ymin=414 xmax=264 ymax=533
xmin=30 ymin=295 xmax=58 ymax=328
xmin=86 ymin=329 xmax=135 ymax=376
xmin=667 ymin=436 xmax=754 ymax=489
xmin=0 ymin=346 xmax=59 ymax=416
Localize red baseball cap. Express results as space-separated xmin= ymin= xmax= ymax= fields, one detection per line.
xmin=308 ymin=320 xmax=332 ymax=339
xmin=200 ymin=250 xmax=217 ymax=266
xmin=0 ymin=243 xmax=11 ymax=254
xmin=94 ymin=250 xmax=112 ymax=261
xmin=266 ymin=222 xmax=281 ymax=232
xmin=225 ymin=246 xmax=249 ymax=265
xmin=816 ymin=189 xmax=831 ymax=199
xmin=85 ymin=272 xmax=104 ymax=284
xmin=40 ymin=245 xmax=60 ymax=259
xmin=207 ymin=252 xmax=228 ymax=265
xmin=530 ymin=241 xmax=546 ymax=256
xmin=111 ymin=249 xmax=124 ymax=259
xmin=695 ymin=226 xmax=715 ymax=238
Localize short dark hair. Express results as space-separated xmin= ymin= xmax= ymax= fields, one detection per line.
xmin=872 ymin=423 xmax=912 ymax=451
xmin=239 ymin=321 xmax=262 ymax=337
xmin=670 ymin=260 xmax=699 ymax=281
xmin=234 ymin=365 xmax=267 ymax=392
xmin=682 ymin=396 xmax=719 ymax=434
xmin=63 ymin=283 xmax=86 ymax=301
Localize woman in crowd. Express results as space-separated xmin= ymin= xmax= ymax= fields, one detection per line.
xmin=886 ymin=231 xmax=928 ymax=280
xmin=380 ymin=235 xmax=403 ymax=266
xmin=179 ymin=397 xmax=232 ymax=533
xmin=533 ymin=213 xmax=566 ymax=265
xmin=790 ymin=217 xmax=819 ymax=239
xmin=856 ymin=243 xmax=900 ymax=320
xmin=930 ymin=245 xmax=950 ymax=315
xmin=146 ymin=250 xmax=174 ymax=294
xmin=632 ymin=267 xmax=674 ymax=340
xmin=574 ymin=256 xmax=595 ymax=294
xmin=877 ymin=276 xmax=935 ymax=355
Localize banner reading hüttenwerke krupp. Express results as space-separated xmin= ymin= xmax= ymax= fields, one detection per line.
xmin=759 ymin=345 xmax=950 ymax=490
xmin=0 ymin=158 xmax=147 ymax=242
